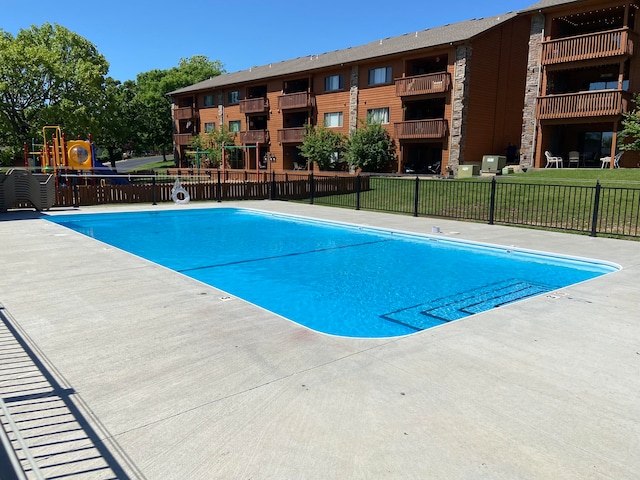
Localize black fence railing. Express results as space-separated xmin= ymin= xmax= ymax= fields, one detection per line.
xmin=305 ymin=175 xmax=640 ymax=239
xmin=8 ymin=170 xmax=638 ymax=239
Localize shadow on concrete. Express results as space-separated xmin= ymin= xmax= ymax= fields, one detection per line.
xmin=0 ymin=303 xmax=145 ymax=479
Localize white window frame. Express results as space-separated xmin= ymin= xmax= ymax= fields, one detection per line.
xmin=324 ymin=112 xmax=343 ymax=128
xmin=204 ymin=122 xmax=216 ymax=133
xmin=366 ymin=107 xmax=390 ymax=124
xmin=229 ymin=120 xmax=241 ymax=132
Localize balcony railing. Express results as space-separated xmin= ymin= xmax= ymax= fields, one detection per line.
xmin=277 ymin=92 xmax=315 ymax=110
xmin=239 ymin=130 xmax=269 ymax=144
xmin=394 ymin=119 xmax=448 ymax=139
xmin=240 ymin=97 xmax=269 ymax=114
xmin=395 ymin=72 xmax=451 ymax=97
xmin=174 ymin=133 xmax=194 ymax=146
xmin=174 ymin=106 xmax=194 ymax=120
xmin=277 ymin=127 xmax=306 ymax=143
xmin=537 ymin=90 xmax=630 ymax=120
xmin=541 ymin=28 xmax=635 ymax=65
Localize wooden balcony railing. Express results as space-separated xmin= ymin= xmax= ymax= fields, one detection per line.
xmin=239 ymin=130 xmax=269 ymax=144
xmin=174 ymin=133 xmax=194 ymax=146
xmin=239 ymin=97 xmax=269 ymax=114
xmin=395 ymin=72 xmax=451 ymax=97
xmin=277 ymin=92 xmax=315 ymax=110
xmin=174 ymin=106 xmax=194 ymax=120
xmin=536 ymin=90 xmax=630 ymax=120
xmin=394 ymin=119 xmax=448 ymax=139
xmin=277 ymin=127 xmax=306 ymax=143
xmin=541 ymin=28 xmax=635 ymax=65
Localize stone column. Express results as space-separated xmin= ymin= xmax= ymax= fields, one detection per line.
xmin=449 ymin=44 xmax=472 ymax=174
xmin=519 ymin=13 xmax=544 ymax=168
xmin=349 ymin=66 xmax=359 ymax=133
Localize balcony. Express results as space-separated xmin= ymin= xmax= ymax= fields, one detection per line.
xmin=395 ymin=72 xmax=451 ymax=97
xmin=174 ymin=106 xmax=194 ymax=120
xmin=536 ymin=90 xmax=630 ymax=120
xmin=394 ymin=119 xmax=448 ymax=139
xmin=277 ymin=92 xmax=315 ymax=110
xmin=277 ymin=127 xmax=306 ymax=143
xmin=541 ymin=28 xmax=635 ymax=66
xmin=240 ymin=97 xmax=269 ymax=114
xmin=174 ymin=133 xmax=194 ymax=146
xmin=239 ymin=130 xmax=269 ymax=144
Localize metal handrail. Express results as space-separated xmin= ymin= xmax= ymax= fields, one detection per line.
xmin=0 ymin=397 xmax=44 ymax=480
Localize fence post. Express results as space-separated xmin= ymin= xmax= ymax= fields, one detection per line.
xmin=488 ymin=177 xmax=496 ymax=225
xmin=72 ymin=176 xmax=79 ymax=208
xmin=413 ymin=176 xmax=420 ymax=217
xmin=217 ymin=169 xmax=222 ymax=203
xmin=356 ymin=174 xmax=361 ymax=210
xmin=590 ymin=180 xmax=601 ymax=237
xmin=269 ymin=170 xmax=276 ymax=200
xmin=152 ymin=173 xmax=157 ymax=205
xmin=309 ymin=172 xmax=315 ymax=205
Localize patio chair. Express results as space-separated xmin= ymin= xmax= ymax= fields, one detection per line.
xmin=544 ymin=151 xmax=563 ymax=168
xmin=600 ymin=151 xmax=623 ymax=169
xmin=568 ymin=151 xmax=580 ymax=168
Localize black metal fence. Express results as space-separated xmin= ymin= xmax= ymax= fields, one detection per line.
xmin=33 ymin=171 xmax=640 ymax=239
xmin=304 ymin=175 xmax=640 ymax=239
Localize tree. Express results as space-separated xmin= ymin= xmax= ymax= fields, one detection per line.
xmin=190 ymin=125 xmax=236 ymax=167
xmin=618 ymin=93 xmax=640 ymax=152
xmin=136 ymin=56 xmax=225 ymax=159
xmin=298 ymin=124 xmax=346 ymax=170
xmin=345 ymin=120 xmax=397 ymax=172
xmin=0 ymin=23 xmax=109 ymax=158
xmin=92 ymin=78 xmax=141 ymax=167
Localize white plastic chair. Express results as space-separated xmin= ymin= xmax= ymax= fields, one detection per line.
xmin=600 ymin=152 xmax=623 ymax=169
xmin=544 ymin=151 xmax=563 ymax=168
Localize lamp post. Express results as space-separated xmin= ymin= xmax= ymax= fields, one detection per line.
xmin=266 ymin=153 xmax=276 ymax=200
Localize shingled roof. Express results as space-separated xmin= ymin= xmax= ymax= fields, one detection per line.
xmin=169 ymin=12 xmax=517 ymax=96
xmin=519 ymin=0 xmax=588 ymax=13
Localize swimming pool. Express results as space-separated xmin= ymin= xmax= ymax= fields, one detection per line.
xmin=47 ymin=208 xmax=618 ymax=338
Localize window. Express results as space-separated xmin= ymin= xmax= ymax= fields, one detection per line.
xmin=203 ymin=94 xmax=215 ymax=107
xmin=204 ymin=122 xmax=216 ymax=133
xmin=324 ymin=112 xmax=343 ymax=128
xmin=229 ymin=120 xmax=241 ymax=132
xmin=227 ymin=90 xmax=240 ymax=104
xmin=324 ymin=74 xmax=344 ymax=92
xmin=366 ymin=107 xmax=389 ymax=124
xmin=368 ymin=67 xmax=392 ymax=85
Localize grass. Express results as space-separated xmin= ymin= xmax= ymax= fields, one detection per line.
xmin=495 ymin=168 xmax=640 ymax=187
xmin=309 ymin=170 xmax=640 ymax=238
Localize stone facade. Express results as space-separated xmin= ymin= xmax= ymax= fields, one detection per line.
xmin=449 ymin=45 xmax=473 ymax=174
xmin=519 ymin=13 xmax=544 ymax=168
xmin=349 ymin=66 xmax=359 ymax=132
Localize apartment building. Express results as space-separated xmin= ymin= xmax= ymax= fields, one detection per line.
xmin=520 ymin=0 xmax=640 ymax=168
xmin=169 ymin=13 xmax=531 ymax=174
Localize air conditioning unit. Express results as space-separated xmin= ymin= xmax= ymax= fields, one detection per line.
xmin=481 ymin=155 xmax=507 ymax=174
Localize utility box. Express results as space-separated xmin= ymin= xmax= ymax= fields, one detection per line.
xmin=481 ymin=155 xmax=507 ymax=174
xmin=458 ymin=164 xmax=480 ymax=178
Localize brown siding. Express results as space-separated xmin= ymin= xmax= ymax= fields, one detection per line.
xmin=464 ymin=16 xmax=530 ymax=163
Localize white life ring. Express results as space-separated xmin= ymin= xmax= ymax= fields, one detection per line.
xmin=171 ymin=179 xmax=190 ymax=204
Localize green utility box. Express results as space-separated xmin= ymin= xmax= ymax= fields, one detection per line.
xmin=481 ymin=155 xmax=507 ymax=174
xmin=458 ymin=164 xmax=480 ymax=178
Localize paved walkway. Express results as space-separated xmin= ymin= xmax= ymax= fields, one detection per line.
xmin=0 ymin=201 xmax=638 ymax=479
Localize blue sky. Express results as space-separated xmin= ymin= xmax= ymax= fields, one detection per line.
xmin=3 ymin=0 xmax=532 ymax=82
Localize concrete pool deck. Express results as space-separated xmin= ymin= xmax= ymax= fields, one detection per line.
xmin=0 ymin=201 xmax=639 ymax=479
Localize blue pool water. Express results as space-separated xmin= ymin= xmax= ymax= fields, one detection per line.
xmin=47 ymin=208 xmax=618 ymax=338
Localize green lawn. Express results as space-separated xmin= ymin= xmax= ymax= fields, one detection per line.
xmin=496 ymin=168 xmax=640 ymax=187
